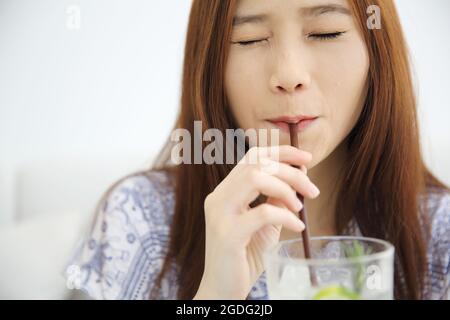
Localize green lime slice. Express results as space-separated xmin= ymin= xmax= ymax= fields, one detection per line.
xmin=312 ymin=285 xmax=361 ymax=300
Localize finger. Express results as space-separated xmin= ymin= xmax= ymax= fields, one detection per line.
xmin=301 ymin=165 xmax=307 ymax=174
xmin=240 ymin=169 xmax=303 ymax=213
xmin=240 ymin=204 xmax=305 ymax=235
xmin=261 ymin=160 xmax=320 ymax=199
xmin=265 ymin=196 xmax=289 ymax=209
xmin=239 ymin=145 xmax=312 ymax=169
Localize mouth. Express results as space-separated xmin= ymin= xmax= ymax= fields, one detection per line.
xmin=266 ymin=115 xmax=319 ymax=132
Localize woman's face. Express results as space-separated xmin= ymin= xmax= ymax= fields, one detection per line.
xmin=225 ymin=0 xmax=369 ymax=168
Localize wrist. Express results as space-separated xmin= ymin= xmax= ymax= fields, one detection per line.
xmin=193 ymin=282 xmax=246 ymax=300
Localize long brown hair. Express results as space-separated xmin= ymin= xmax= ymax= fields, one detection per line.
xmin=133 ymin=0 xmax=448 ymax=299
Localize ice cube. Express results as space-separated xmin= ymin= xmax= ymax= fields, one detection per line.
xmin=277 ymin=264 xmax=312 ymax=298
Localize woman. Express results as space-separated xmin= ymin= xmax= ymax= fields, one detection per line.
xmin=67 ymin=0 xmax=449 ymax=300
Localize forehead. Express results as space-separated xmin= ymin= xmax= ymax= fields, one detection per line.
xmin=233 ymin=0 xmax=351 ymax=27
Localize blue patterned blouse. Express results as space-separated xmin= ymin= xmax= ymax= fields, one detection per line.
xmin=65 ymin=170 xmax=450 ymax=300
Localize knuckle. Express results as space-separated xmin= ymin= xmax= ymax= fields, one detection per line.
xmin=247 ymin=146 xmax=259 ymax=158
xmin=259 ymin=158 xmax=277 ymax=175
xmin=247 ymin=167 xmax=261 ymax=184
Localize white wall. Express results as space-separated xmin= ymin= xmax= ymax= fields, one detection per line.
xmin=0 ymin=0 xmax=192 ymax=222
xmin=396 ymin=0 xmax=450 ymax=184
xmin=0 ymin=0 xmax=449 ymax=223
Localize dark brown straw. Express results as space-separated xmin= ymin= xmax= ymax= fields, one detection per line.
xmin=288 ymin=123 xmax=317 ymax=286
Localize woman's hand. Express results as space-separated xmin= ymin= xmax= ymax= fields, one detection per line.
xmin=193 ymin=146 xmax=320 ymax=300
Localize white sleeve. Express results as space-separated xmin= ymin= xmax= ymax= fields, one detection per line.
xmin=64 ymin=176 xmax=156 ymax=300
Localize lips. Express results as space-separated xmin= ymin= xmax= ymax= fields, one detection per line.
xmin=267 ymin=115 xmax=319 ymax=132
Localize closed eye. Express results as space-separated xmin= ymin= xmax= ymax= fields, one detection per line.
xmin=233 ymin=39 xmax=268 ymax=47
xmin=308 ymin=31 xmax=346 ymax=40
xmin=233 ymin=31 xmax=346 ymax=47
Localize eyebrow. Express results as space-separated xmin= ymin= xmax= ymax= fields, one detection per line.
xmin=302 ymin=4 xmax=351 ymax=17
xmin=232 ymin=4 xmax=351 ymax=27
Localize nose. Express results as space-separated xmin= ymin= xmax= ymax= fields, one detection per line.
xmin=269 ymin=46 xmax=311 ymax=95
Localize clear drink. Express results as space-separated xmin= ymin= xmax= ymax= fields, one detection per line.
xmin=264 ymin=236 xmax=394 ymax=300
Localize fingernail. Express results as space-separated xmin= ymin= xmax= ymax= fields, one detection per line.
xmin=301 ymin=165 xmax=307 ymax=174
xmin=310 ymin=184 xmax=320 ymax=198
xmin=295 ymin=199 xmax=303 ymax=212
xmin=296 ymin=219 xmax=305 ymax=231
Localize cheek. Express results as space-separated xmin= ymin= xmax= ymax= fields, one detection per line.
xmin=318 ymin=37 xmax=369 ymax=136
xmin=225 ymin=51 xmax=267 ymax=128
